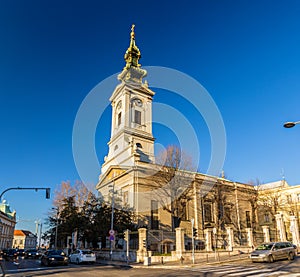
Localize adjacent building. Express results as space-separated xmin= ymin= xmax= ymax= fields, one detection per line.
xmin=257 ymin=180 xmax=300 ymax=246
xmin=0 ymin=200 xmax=16 ymax=249
xmin=13 ymin=230 xmax=37 ymax=249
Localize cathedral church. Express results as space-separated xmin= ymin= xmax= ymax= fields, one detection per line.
xmin=96 ymin=26 xmax=300 ymax=253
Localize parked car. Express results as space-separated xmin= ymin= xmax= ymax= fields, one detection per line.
xmin=69 ymin=249 xmax=96 ymax=264
xmin=41 ymin=250 xmax=68 ymax=266
xmin=16 ymin=249 xmax=25 ymax=257
xmin=250 ymin=242 xmax=296 ymax=263
xmin=24 ymin=249 xmax=41 ymax=259
xmin=2 ymin=249 xmax=18 ymax=261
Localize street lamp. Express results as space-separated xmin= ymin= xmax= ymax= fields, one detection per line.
xmin=283 ymin=121 xmax=300 ymax=128
xmin=108 ymin=177 xmax=116 ymax=260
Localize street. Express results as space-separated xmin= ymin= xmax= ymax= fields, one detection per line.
xmin=2 ymin=256 xmax=300 ymax=277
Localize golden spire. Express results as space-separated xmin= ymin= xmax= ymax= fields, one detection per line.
xmin=131 ymin=24 xmax=135 ymax=40
xmin=124 ymin=24 xmax=141 ymax=68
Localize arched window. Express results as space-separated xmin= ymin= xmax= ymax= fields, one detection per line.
xmin=131 ymin=98 xmax=143 ymax=125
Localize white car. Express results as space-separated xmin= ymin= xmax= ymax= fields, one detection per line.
xmin=69 ymin=249 xmax=96 ymax=264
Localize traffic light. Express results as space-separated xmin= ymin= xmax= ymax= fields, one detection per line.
xmin=142 ymin=239 xmax=146 ymax=248
xmin=46 ymin=188 xmax=51 ymax=199
xmin=193 ymin=228 xmax=198 ymax=238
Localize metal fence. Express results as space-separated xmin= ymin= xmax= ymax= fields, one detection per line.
xmin=148 ymin=230 xmax=176 ymax=254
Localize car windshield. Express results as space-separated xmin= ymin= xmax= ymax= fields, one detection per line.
xmin=48 ymin=250 xmax=65 ymax=256
xmin=256 ymin=243 xmax=273 ymax=250
xmin=82 ymin=250 xmax=93 ymax=255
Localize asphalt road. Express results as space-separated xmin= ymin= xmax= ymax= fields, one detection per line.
xmin=2 ymin=256 xmax=300 ymax=277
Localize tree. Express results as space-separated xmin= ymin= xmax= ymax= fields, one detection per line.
xmin=44 ymin=191 xmax=136 ymax=249
xmin=153 ymin=145 xmax=196 ymax=230
xmin=53 ymin=180 xmax=93 ymax=211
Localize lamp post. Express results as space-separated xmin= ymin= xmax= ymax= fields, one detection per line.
xmin=109 ymin=178 xmax=116 ymax=260
xmin=52 ymin=208 xmax=59 ymax=249
xmin=191 ymin=218 xmax=195 ymax=264
xmin=283 ymin=121 xmax=300 ymax=128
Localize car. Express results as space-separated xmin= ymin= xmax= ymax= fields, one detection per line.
xmin=2 ymin=249 xmax=18 ymax=261
xmin=24 ymin=249 xmax=41 ymax=259
xmin=250 ymin=242 xmax=296 ymax=263
xmin=69 ymin=249 xmax=96 ymax=264
xmin=16 ymin=249 xmax=25 ymax=257
xmin=40 ymin=250 xmax=69 ymax=266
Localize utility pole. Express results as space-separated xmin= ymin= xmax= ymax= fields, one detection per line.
xmin=124 ymin=229 xmax=130 ymax=263
xmin=109 ymin=177 xmax=116 ymax=260
xmin=39 ymin=223 xmax=43 ymax=249
xmin=52 ymin=208 xmax=59 ymax=249
xmin=191 ymin=218 xmax=195 ymax=264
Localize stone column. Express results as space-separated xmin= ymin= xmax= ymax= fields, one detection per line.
xmin=275 ymin=214 xmax=287 ymax=241
xmin=136 ymin=228 xmax=147 ymax=262
xmin=175 ymin=227 xmax=185 ymax=258
xmin=225 ymin=226 xmax=234 ymax=251
xmin=245 ymin=228 xmax=254 ymax=248
xmin=290 ymin=216 xmax=300 ymax=247
xmin=262 ymin=225 xmax=270 ymax=243
xmin=204 ymin=229 xmax=213 ymax=252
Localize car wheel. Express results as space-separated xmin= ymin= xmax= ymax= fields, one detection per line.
xmin=268 ymin=255 xmax=274 ymax=263
xmin=288 ymin=252 xmax=294 ymax=261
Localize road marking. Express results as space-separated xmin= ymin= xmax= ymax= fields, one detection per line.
xmin=250 ymin=272 xmax=300 ymax=277
xmin=227 ymin=268 xmax=274 ymax=276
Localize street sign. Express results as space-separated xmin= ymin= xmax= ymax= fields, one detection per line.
xmin=109 ymin=229 xmax=115 ymax=236
xmin=109 ymin=235 xmax=115 ymax=241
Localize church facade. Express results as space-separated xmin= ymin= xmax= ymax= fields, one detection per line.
xmin=96 ymin=26 xmax=300 ymax=252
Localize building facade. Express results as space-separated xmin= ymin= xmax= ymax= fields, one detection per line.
xmin=0 ymin=200 xmax=16 ymax=249
xmin=96 ymin=26 xmax=300 ymax=253
xmin=13 ymin=230 xmax=37 ymax=249
xmin=96 ymin=26 xmax=260 ymax=252
xmin=257 ymin=180 xmax=300 ymax=247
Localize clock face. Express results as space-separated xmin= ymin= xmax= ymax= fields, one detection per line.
xmin=117 ymin=100 xmax=122 ymax=109
xmin=134 ymin=99 xmax=142 ymax=107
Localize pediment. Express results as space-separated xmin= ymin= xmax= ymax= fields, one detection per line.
xmin=97 ymin=165 xmax=129 ymax=189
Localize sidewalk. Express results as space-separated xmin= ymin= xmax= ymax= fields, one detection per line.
xmin=97 ymin=253 xmax=250 ymax=269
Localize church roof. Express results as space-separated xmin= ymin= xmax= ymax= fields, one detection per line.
xmin=258 ymin=180 xmax=289 ymax=190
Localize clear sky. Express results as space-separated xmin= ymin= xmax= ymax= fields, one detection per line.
xmin=0 ymin=0 xmax=299 ymax=234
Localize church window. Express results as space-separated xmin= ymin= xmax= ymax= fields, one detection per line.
xmin=264 ymin=213 xmax=270 ymax=223
xmin=224 ymin=206 xmax=232 ymax=224
xmin=134 ymin=110 xmax=141 ymax=124
xmin=246 ymin=211 xmax=251 ymax=228
xmin=118 ymin=112 xmax=122 ymax=126
xmin=151 ymin=200 xmax=159 ymax=230
xmin=204 ymin=203 xmax=212 ymax=222
xmin=181 ymin=202 xmax=188 ymax=221
xmin=123 ymin=191 xmax=128 ymax=205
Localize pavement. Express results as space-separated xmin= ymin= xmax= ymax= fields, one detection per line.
xmin=97 ymin=252 xmax=250 ymax=269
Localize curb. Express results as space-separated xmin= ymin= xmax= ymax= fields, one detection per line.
xmin=97 ymin=255 xmax=250 ymax=269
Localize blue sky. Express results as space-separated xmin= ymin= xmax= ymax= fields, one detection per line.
xmin=0 ymin=0 xmax=300 ymax=234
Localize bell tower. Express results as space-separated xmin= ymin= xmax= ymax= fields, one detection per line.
xmin=101 ymin=25 xmax=155 ymax=174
